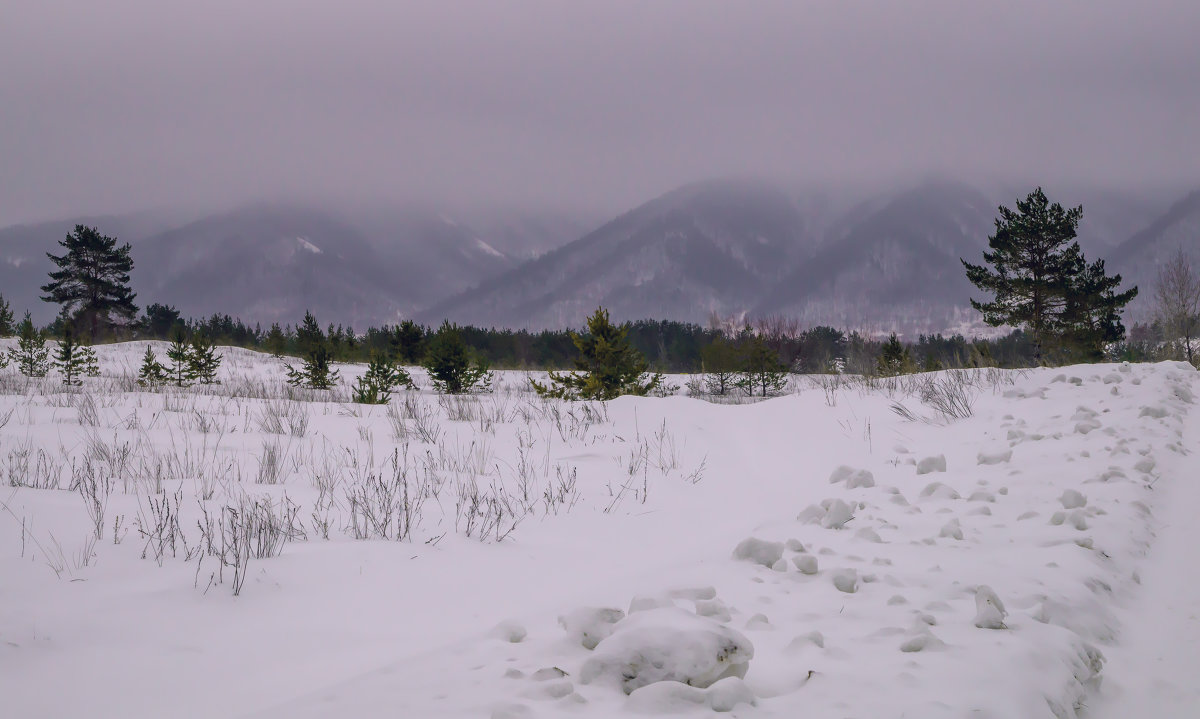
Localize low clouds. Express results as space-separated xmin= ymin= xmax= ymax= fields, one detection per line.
xmin=2 ymin=0 xmax=1197 ymax=223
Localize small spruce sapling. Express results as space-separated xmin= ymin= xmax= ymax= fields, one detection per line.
xmin=285 ymin=344 xmax=341 ymax=390
xmin=735 ymin=334 xmax=789 ymax=397
xmin=53 ymin=329 xmax=100 ymax=385
xmin=530 ymin=308 xmax=659 ymax=400
xmin=352 ymin=353 xmax=415 ymax=404
xmin=422 ymin=321 xmax=492 ymax=394
xmin=700 ymin=334 xmax=741 ymax=396
xmin=9 ymin=312 xmax=50 ymax=377
xmin=876 ymin=333 xmax=914 ymax=377
xmin=188 ymin=333 xmax=222 ymax=384
xmin=137 ymin=346 xmax=169 ymax=387
xmin=265 ymin=323 xmax=287 ymax=358
xmin=165 ymin=327 xmax=195 ymax=387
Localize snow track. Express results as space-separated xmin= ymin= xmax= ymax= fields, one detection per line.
xmin=1091 ymin=368 xmax=1200 ymax=718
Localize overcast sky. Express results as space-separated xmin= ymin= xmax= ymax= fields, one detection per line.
xmin=1 ymin=0 xmax=1197 ymax=225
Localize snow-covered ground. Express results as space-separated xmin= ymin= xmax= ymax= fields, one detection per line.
xmin=0 ymin=342 xmax=1196 ymax=718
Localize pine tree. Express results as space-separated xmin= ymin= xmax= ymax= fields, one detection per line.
xmin=530 ymin=308 xmax=660 ymax=400
xmin=0 ymin=293 xmax=14 ymax=336
xmin=962 ymin=188 xmax=1086 ymax=364
xmin=285 ymin=344 xmax=341 ymax=390
xmin=188 ymin=333 xmax=223 ymax=384
xmin=40 ymin=225 xmax=137 ymax=341
xmin=265 ymin=323 xmax=287 ymax=358
xmin=352 ymin=353 xmax=415 ymax=404
xmin=295 ymin=311 xmax=324 ymax=357
xmin=736 ymin=334 xmax=789 ymax=396
xmin=1056 ymin=258 xmax=1138 ymax=362
xmin=138 ymin=303 xmax=181 ymax=339
xmin=422 ymin=321 xmax=492 ymax=395
xmin=53 ymin=329 xmax=100 ymax=385
xmin=137 ymin=346 xmax=169 ymax=387
xmin=9 ymin=312 xmax=50 ymax=377
xmin=165 ymin=327 xmax=195 ymax=387
xmin=390 ymin=319 xmax=425 ymax=364
xmin=700 ymin=334 xmax=741 ymax=396
xmin=876 ymin=333 xmax=913 ymax=377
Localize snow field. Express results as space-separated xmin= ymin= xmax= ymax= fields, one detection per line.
xmin=0 ymin=341 xmax=1194 ymax=718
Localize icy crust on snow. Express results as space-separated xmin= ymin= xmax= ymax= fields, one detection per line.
xmin=0 ymin=344 xmax=1193 ymax=719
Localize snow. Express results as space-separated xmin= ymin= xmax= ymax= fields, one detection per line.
xmin=0 ymin=342 xmax=1196 ymax=718
xmin=474 ymin=238 xmax=507 ymax=258
xmin=295 ymin=236 xmax=322 ymax=254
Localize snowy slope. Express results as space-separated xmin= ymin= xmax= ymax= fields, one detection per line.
xmin=0 ymin=343 xmax=1195 ymax=718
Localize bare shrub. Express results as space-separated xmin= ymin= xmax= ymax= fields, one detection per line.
xmin=255 ymin=440 xmax=288 ymax=485
xmin=74 ymin=461 xmax=114 ymax=539
xmin=74 ymin=393 xmax=101 ymax=427
xmin=453 ymin=478 xmax=521 ymax=542
xmin=196 ymin=493 xmax=302 ymax=596
xmin=135 ymin=489 xmax=190 ymax=565
xmin=543 ymin=464 xmax=579 ymax=515
xmin=256 ymin=399 xmax=309 ymax=437
xmin=919 ymin=370 xmax=978 ymax=420
xmin=344 ymin=447 xmax=426 ymax=541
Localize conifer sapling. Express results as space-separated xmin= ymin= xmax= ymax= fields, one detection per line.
xmin=530 ymin=308 xmax=660 ymax=400
xmin=9 ymin=312 xmax=50 ymax=378
xmin=422 ymin=321 xmax=492 ymax=395
xmin=285 ymin=344 xmax=341 ymax=390
xmin=137 ymin=346 xmax=169 ymax=387
xmin=165 ymin=327 xmax=195 ymax=387
xmin=352 ymin=353 xmax=415 ymax=404
xmin=188 ymin=333 xmax=222 ymax=384
xmin=53 ymin=329 xmax=100 ymax=385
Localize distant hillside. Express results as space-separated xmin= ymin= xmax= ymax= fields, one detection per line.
xmin=756 ymin=180 xmax=995 ymax=333
xmin=0 ymin=204 xmax=568 ymax=327
xmin=423 ymin=179 xmax=822 ymax=329
xmin=1109 ymin=190 xmax=1200 ymax=318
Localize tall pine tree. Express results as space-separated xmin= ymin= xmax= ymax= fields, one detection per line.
xmin=1057 ymin=258 xmax=1138 ymax=362
xmin=41 ymin=225 xmax=137 ymax=341
xmin=963 ymin=188 xmax=1136 ymax=365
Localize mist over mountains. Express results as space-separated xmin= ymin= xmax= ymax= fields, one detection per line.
xmin=0 ymin=179 xmax=1194 ymax=333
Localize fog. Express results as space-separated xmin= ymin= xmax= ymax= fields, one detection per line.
xmin=2 ymin=0 xmax=1197 ymax=225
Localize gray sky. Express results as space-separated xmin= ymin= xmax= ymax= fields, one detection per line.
xmin=2 ymin=0 xmax=1198 ymax=225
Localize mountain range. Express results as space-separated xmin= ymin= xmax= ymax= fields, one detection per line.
xmin=1 ymin=180 xmax=1195 ymax=333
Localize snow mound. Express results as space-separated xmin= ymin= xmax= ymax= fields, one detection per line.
xmin=798 ymin=498 xmax=857 ymax=529
xmin=558 ymin=607 xmax=625 ymax=650
xmin=1059 ymin=489 xmax=1087 ymax=509
xmin=916 ymin=455 xmax=947 ymax=474
xmin=579 ymin=607 xmax=754 ymax=695
xmin=919 ymin=481 xmax=960 ymax=500
xmin=973 ymin=585 xmax=1008 ymax=629
xmin=731 ymin=537 xmax=784 ymax=568
xmin=491 ymin=620 xmax=528 ymax=643
xmin=977 ymin=448 xmax=1013 ymax=465
xmin=829 ymin=465 xmax=875 ymax=488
